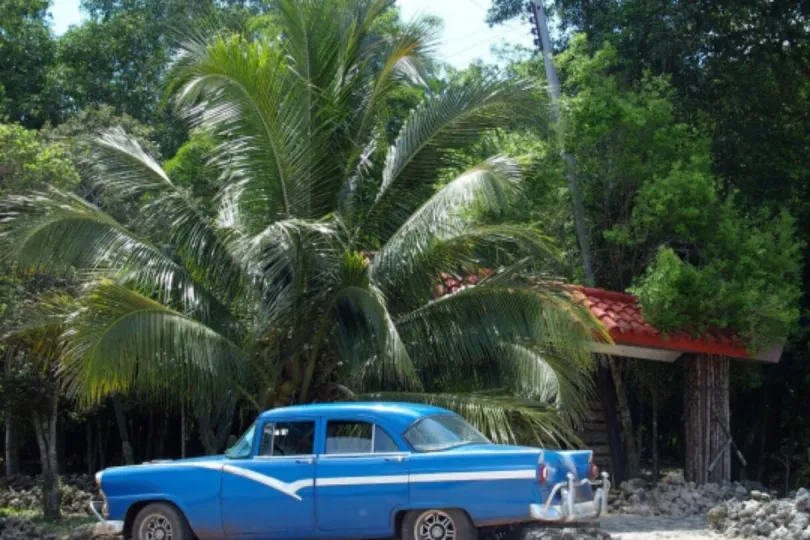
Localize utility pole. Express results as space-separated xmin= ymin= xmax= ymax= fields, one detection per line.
xmin=528 ymin=1 xmax=630 ymax=483
xmin=528 ymin=0 xmax=595 ymax=285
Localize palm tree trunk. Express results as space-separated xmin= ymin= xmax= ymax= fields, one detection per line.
xmin=31 ymin=395 xmax=60 ymax=520
xmin=609 ymin=356 xmax=639 ymax=478
xmin=112 ymin=396 xmax=134 ymax=465
xmin=5 ymin=418 xmax=20 ymax=476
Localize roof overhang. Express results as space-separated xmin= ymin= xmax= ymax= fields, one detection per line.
xmin=592 ymin=338 xmax=784 ymax=364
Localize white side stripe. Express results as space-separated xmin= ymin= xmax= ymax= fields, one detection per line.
xmin=316 ymin=474 xmax=408 ymax=487
xmin=150 ymin=463 xmax=537 ymax=501
xmin=221 ymin=464 xmax=313 ymax=501
xmin=411 ymin=469 xmax=537 ymax=483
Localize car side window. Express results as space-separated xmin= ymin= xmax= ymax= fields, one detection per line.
xmin=373 ymin=427 xmax=399 ymax=453
xmin=325 ymin=420 xmax=400 ymax=454
xmin=258 ymin=421 xmax=315 ymax=456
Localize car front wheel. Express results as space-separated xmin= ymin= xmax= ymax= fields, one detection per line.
xmin=132 ymin=502 xmax=192 ymax=540
xmin=402 ymin=508 xmax=478 ymax=540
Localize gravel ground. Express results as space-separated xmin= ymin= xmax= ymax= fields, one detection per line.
xmin=602 ymin=514 xmax=717 ymax=539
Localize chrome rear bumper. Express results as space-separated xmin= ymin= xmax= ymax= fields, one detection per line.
xmin=530 ymin=472 xmax=610 ymax=522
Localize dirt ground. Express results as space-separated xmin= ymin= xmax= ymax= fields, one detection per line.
xmin=601 ymin=514 xmax=718 ymax=539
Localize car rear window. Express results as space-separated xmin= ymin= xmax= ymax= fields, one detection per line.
xmin=404 ymin=414 xmax=490 ymax=452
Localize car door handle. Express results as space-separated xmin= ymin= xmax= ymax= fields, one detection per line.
xmin=384 ymin=456 xmax=406 ymax=463
xmin=296 ymin=457 xmax=313 ymax=464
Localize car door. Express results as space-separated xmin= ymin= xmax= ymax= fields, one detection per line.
xmin=315 ymin=418 xmax=409 ymax=535
xmin=221 ymin=418 xmax=318 ymax=538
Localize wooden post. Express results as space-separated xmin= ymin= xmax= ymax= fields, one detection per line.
xmin=684 ymin=354 xmax=731 ymax=484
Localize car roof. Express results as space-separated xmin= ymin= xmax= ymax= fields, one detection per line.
xmin=257 ymin=402 xmax=451 ymax=431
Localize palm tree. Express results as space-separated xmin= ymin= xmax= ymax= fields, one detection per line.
xmin=1 ymin=0 xmax=601 ymax=447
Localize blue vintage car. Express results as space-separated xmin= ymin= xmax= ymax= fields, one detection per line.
xmin=91 ymin=402 xmax=610 ymax=540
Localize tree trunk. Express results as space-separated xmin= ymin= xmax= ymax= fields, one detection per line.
xmin=86 ymin=421 xmax=95 ymax=475
xmin=196 ymin=393 xmax=236 ymax=456
xmin=609 ymin=356 xmax=639 ymax=477
xmin=181 ymin=404 xmax=187 ymax=459
xmin=652 ymin=391 xmax=659 ymax=481
xmin=684 ymin=354 xmax=731 ymax=484
xmin=31 ymin=395 xmax=60 ymax=520
xmin=144 ymin=411 xmax=155 ymax=462
xmin=57 ymin=422 xmax=67 ymax=473
xmin=5 ymin=418 xmax=20 ymax=476
xmin=96 ymin=418 xmax=106 ymax=469
xmin=156 ymin=412 xmax=168 ymax=458
xmin=112 ymin=396 xmax=134 ymax=465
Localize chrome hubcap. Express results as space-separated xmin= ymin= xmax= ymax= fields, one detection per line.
xmin=141 ymin=514 xmax=173 ymax=540
xmin=415 ymin=510 xmax=456 ymax=540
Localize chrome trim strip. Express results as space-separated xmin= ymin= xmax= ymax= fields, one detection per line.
xmin=89 ymin=501 xmax=105 ymax=523
xmin=253 ymin=454 xmax=317 ymax=461
xmin=319 ymin=452 xmax=410 ymax=459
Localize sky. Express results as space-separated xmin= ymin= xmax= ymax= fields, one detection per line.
xmin=48 ymin=0 xmax=534 ymax=69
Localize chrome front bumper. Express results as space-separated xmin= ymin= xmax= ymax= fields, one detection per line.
xmin=90 ymin=500 xmax=124 ymax=537
xmin=530 ymin=472 xmax=610 ymax=522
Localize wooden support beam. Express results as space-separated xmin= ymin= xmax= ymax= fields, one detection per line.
xmin=684 ymin=354 xmax=731 ymax=484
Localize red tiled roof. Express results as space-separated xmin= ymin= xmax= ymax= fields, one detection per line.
xmin=568 ymin=286 xmax=753 ymax=359
xmin=435 ymin=271 xmax=777 ymax=360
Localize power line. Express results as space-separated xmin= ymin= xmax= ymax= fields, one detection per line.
xmin=442 ymin=21 xmax=528 ymax=60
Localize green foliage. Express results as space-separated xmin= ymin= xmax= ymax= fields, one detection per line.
xmin=631 ymin=209 xmax=802 ymax=353
xmin=0 ymin=124 xmax=80 ymax=194
xmin=0 ymin=1 xmax=601 ymax=447
xmin=554 ymin=36 xmax=803 ymax=351
xmin=0 ymin=0 xmax=58 ymax=128
xmin=163 ymin=131 xmax=220 ymax=216
xmin=43 ymin=104 xmax=159 ymax=156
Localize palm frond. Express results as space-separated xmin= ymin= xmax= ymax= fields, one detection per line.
xmin=347 ymin=15 xmax=438 ymax=150
xmin=496 ymin=343 xmax=594 ymax=426
xmin=371 ymin=156 xmax=528 ymax=295
xmin=0 ymin=189 xmax=236 ymax=334
xmin=171 ymin=32 xmax=303 ymax=217
xmin=61 ymin=281 xmax=248 ymax=406
xmin=234 ymin=218 xmax=344 ymax=331
xmin=361 ymin=391 xmax=582 ymax=448
xmin=394 ymin=281 xmax=601 ymax=411
xmin=331 ymin=285 xmax=422 ymax=392
xmin=87 ymin=129 xmax=248 ymax=303
xmin=85 ymin=128 xmax=175 ymax=197
xmin=364 ymin=77 xmax=537 ymax=235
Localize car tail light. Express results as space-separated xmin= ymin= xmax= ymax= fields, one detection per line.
xmin=589 ymin=462 xmax=600 ymax=481
xmin=538 ymin=464 xmax=549 ymax=484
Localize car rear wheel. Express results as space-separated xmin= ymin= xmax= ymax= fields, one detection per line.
xmin=132 ymin=502 xmax=192 ymax=540
xmin=402 ymin=508 xmax=478 ymax=540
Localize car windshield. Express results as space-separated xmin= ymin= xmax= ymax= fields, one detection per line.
xmin=225 ymin=422 xmax=256 ymax=458
xmin=404 ymin=414 xmax=490 ymax=452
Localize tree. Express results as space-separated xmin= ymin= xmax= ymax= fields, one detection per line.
xmin=0 ymin=124 xmax=80 ymax=518
xmin=0 ymin=0 xmax=59 ymax=128
xmin=558 ymin=36 xmax=802 ymax=476
xmin=1 ymin=0 xmax=602 ymax=446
